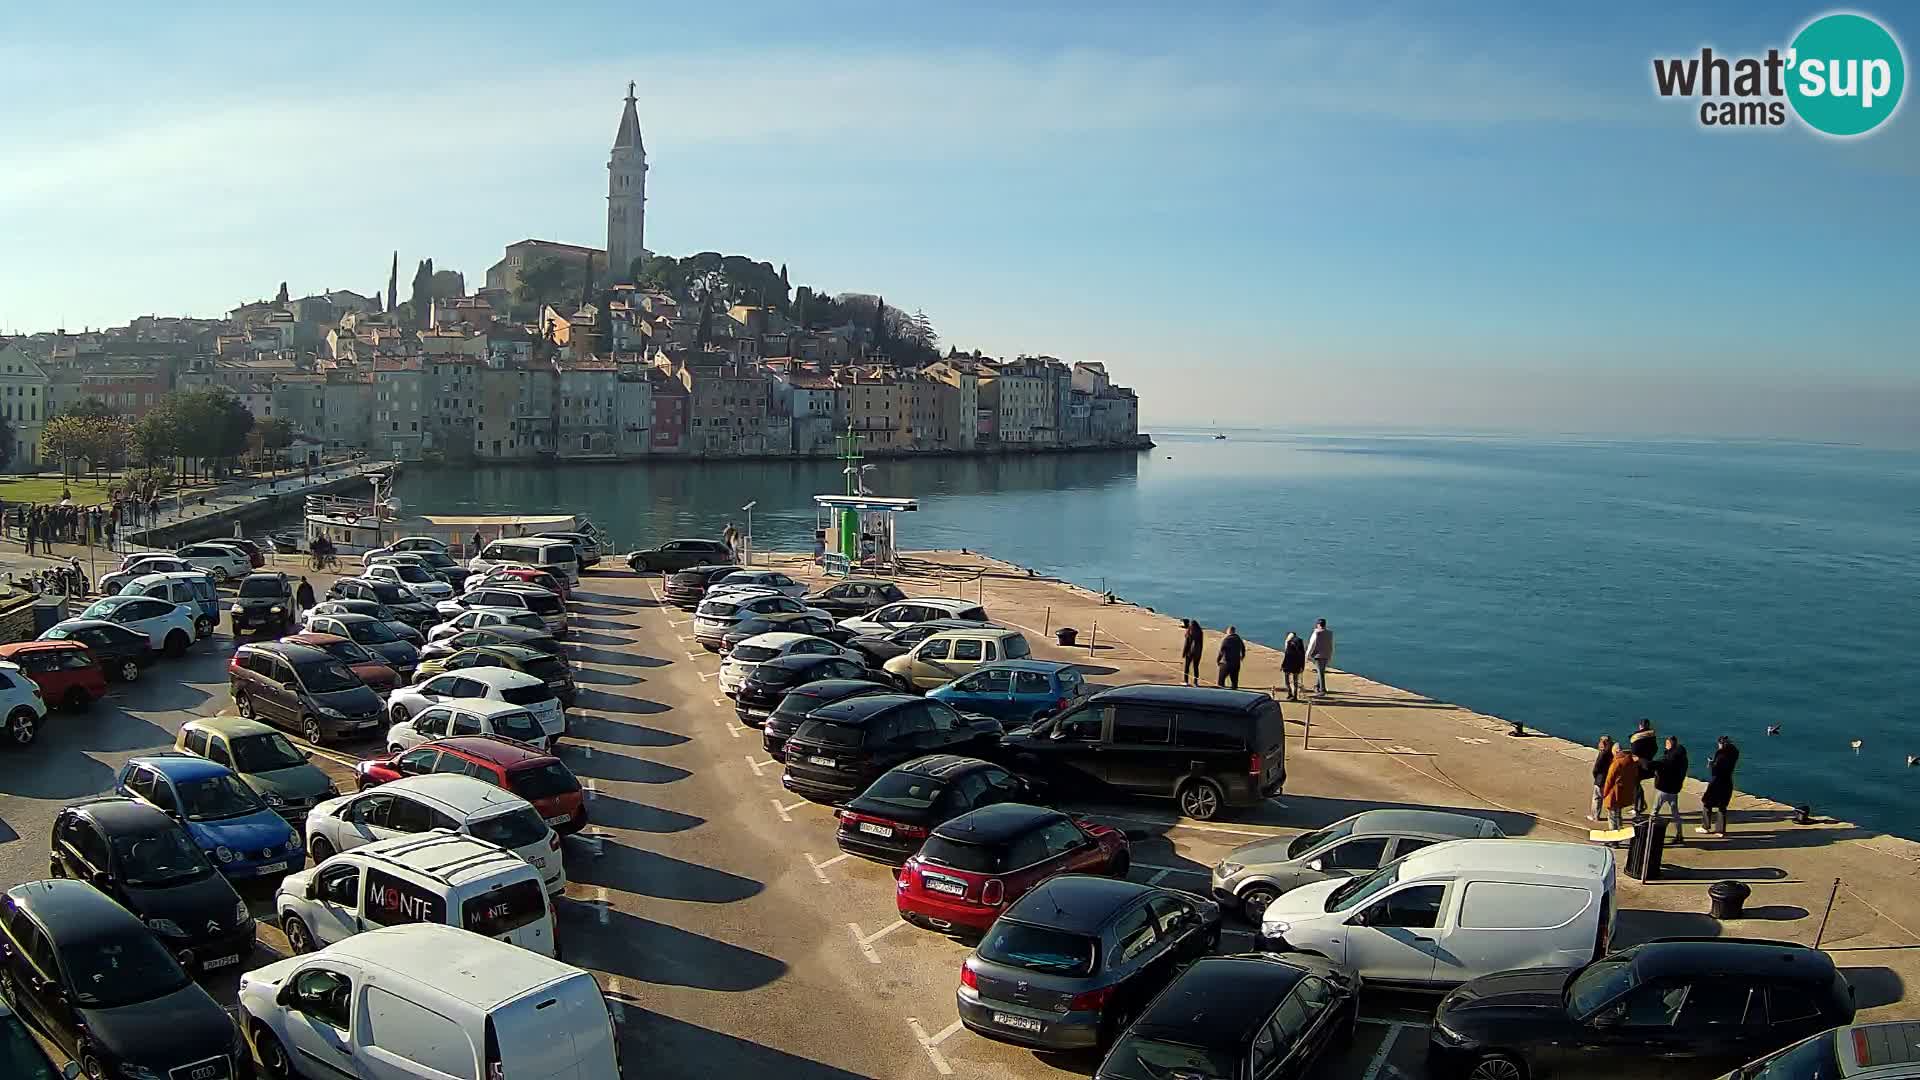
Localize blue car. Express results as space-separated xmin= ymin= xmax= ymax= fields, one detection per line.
xmin=113 ymin=754 xmax=305 ymax=880
xmin=927 ymin=659 xmax=1088 ymax=724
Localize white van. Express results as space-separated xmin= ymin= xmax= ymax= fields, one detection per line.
xmin=1259 ymin=838 xmax=1616 ymax=988
xmin=239 ymin=923 xmax=619 ymax=1080
xmin=277 ymin=830 xmax=558 ymax=957
xmin=471 ymin=538 xmax=580 ymax=586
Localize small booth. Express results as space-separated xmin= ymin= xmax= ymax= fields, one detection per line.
xmin=813 ymin=495 xmax=918 ymax=576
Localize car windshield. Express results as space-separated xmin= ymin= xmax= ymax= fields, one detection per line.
xmin=861 ymin=772 xmax=946 ymax=811
xmin=920 ymin=835 xmax=1005 ymax=873
xmin=469 ymin=807 xmax=550 ymax=850
xmin=347 ymin=619 xmax=399 ymax=644
xmin=320 ymin=639 xmax=377 ymax=664
xmin=238 ymin=578 xmax=285 ymax=598
xmin=368 ymin=582 xmax=410 ymax=604
xmin=508 ymin=762 xmax=579 ymax=800
xmin=732 ymin=645 xmax=779 ymax=662
xmin=977 ymin=921 xmax=1097 ymax=976
xmin=492 ymin=710 xmax=544 ymax=742
xmin=500 ymin=685 xmax=553 ymax=707
xmin=110 ymin=827 xmax=214 ymax=887
xmin=1100 ymin=1035 xmax=1237 ymax=1080
xmin=420 ymin=553 xmax=455 ymax=568
xmin=80 ymin=600 xmax=126 ymax=620
xmin=394 ymin=565 xmax=434 ymax=583
xmin=796 ymin=720 xmax=866 ymax=748
xmin=774 ymin=689 xmax=838 ymax=719
xmin=230 ymin=732 xmax=308 ymax=773
xmin=0 ymin=1007 xmax=63 ymax=1080
xmin=508 ymin=613 xmax=548 ymax=632
xmin=297 ymin=660 xmax=362 ymax=693
xmin=1325 ymin=860 xmax=1401 ymax=911
xmin=1288 ymin=818 xmax=1356 ymax=859
xmin=524 ymin=657 xmax=569 ymax=683
xmin=59 ymin=931 xmax=189 ymax=1008
xmin=702 ymin=601 xmax=739 ymax=617
xmin=1745 ymin=1031 xmax=1843 ymax=1080
xmin=176 ymin=773 xmax=267 ymax=821
xmin=1567 ymin=958 xmax=1637 ymax=1016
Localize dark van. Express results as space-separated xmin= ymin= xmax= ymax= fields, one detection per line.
xmin=997 ymin=685 xmax=1285 ymax=820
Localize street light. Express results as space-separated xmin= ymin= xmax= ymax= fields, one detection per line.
xmin=841 ymin=464 xmax=878 ymax=495
xmin=741 ymin=501 xmax=756 ymax=564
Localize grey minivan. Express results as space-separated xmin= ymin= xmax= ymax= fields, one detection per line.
xmin=230 ymin=642 xmax=386 ymax=746
xmin=1210 ymin=808 xmax=1503 ymax=919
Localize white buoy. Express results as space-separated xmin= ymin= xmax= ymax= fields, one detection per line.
xmin=1850 ymin=739 xmax=1863 ymax=753
xmin=1906 ymin=755 xmax=1917 ymax=768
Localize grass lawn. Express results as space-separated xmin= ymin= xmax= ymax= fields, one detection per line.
xmin=0 ymin=472 xmax=228 ymax=507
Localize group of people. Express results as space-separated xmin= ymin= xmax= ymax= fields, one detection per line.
xmin=1593 ymin=719 xmax=1741 ymax=840
xmin=10 ymin=501 xmax=117 ymax=555
xmin=1179 ymin=617 xmax=1334 ymax=699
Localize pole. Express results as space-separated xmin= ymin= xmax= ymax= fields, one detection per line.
xmin=1303 ymin=700 xmax=1312 ymax=750
xmin=1043 ymin=606 xmax=1050 ymax=636
xmin=1814 ymin=877 xmax=1841 ymax=948
xmin=1089 ymin=621 xmax=1097 ymax=653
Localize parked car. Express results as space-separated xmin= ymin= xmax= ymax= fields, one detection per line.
xmin=439 ymin=583 xmax=568 ymax=636
xmin=112 ymin=754 xmax=305 ymax=880
xmin=706 ymin=568 xmax=809 ymax=599
xmin=427 ymin=606 xmax=554 ymax=642
xmin=238 ymin=924 xmax=617 ymax=1080
xmin=838 ymin=597 xmax=991 ymax=637
xmin=805 ymin=577 xmax=909 ymax=617
xmin=120 ymin=571 xmax=220 ymax=637
xmin=960 ymin=876 xmax=1222 ymax=1050
xmin=0 ymin=880 xmax=243 ymax=1080
xmin=98 ymin=554 xmax=201 ymax=594
xmin=0 ymin=995 xmax=75 ymax=1080
xmin=532 ymin=530 xmax=601 ymax=567
xmin=386 ymin=697 xmax=552 ymax=755
xmin=928 ymin=659 xmax=1087 ymax=724
xmin=719 ymin=631 xmax=859 ymax=696
xmin=414 ymin=643 xmax=578 ymax=706
xmin=363 ymin=559 xmax=455 ymax=601
xmin=304 ymin=598 xmax=426 ymax=645
xmin=217 ymin=537 xmax=266 ymax=568
xmin=898 ymin=803 xmax=1129 ymax=933
xmin=304 ymin=773 xmax=566 ymax=893
xmin=836 ymin=754 xmax=1033 ymax=865
xmin=1000 ymin=684 xmax=1287 ymax=821
xmin=327 ymin=577 xmax=438 ymax=629
xmin=693 ymin=592 xmax=822 ymax=650
xmin=395 ymin=666 xmax=563 ymax=738
xmin=1262 ymin=838 xmax=1618 ymax=988
xmin=300 ymin=612 xmax=421 ymax=677
xmin=467 ymin=564 xmax=570 ymax=601
xmin=1094 ymin=953 xmax=1360 ymax=1080
xmin=735 ymin=653 xmax=896 ymax=726
xmin=887 ymin=627 xmax=1035 ymax=691
xmin=470 ymin=538 xmax=581 ymax=586
xmin=229 ymin=641 xmax=387 ymax=745
xmin=1718 ymin=1020 xmax=1920 ymax=1080
xmin=175 ymin=715 xmax=337 ymax=824
xmin=762 ymin=679 xmax=895 ymax=759
xmin=173 ymin=542 xmax=252 ymax=582
xmin=365 ymin=535 xmax=449 ymax=559
xmin=0 ymin=642 xmax=106 ymax=712
xmin=0 ymin=663 xmax=48 ymax=747
xmin=276 ymin=830 xmax=557 ymax=957
xmin=628 ymin=537 xmax=735 ymax=573
xmin=721 ymin=611 xmax=856 ymax=652
xmin=372 ymin=548 xmax=473 ymax=589
xmin=663 ymin=564 xmax=746 ymax=608
xmin=1429 ymin=938 xmax=1857 ymax=1080
xmin=354 ymin=735 xmax=587 ymax=834
xmin=846 ymin=618 xmax=1001 ymax=665
xmin=74 ymin=594 xmax=197 ymax=657
xmin=229 ymin=570 xmax=296 ymax=637
xmin=37 ymin=618 xmax=153 ymax=683
xmin=417 ymin=624 xmax=563 ymax=663
xmin=783 ymin=693 xmax=1003 ymax=803
xmin=1214 ymin=809 xmax=1505 ymax=920
xmin=47 ymin=797 xmax=255 ymax=974
xmin=279 ymin=631 xmax=401 ymax=694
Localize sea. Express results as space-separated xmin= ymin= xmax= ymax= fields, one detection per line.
xmin=391 ymin=432 xmax=1920 ymax=839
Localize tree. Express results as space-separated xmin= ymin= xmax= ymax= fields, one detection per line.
xmin=409 ymin=258 xmax=435 ymax=327
xmin=430 ymin=269 xmax=465 ymax=300
xmin=257 ymin=415 xmax=296 ymax=454
xmin=517 ymin=257 xmax=572 ymax=310
xmin=65 ymin=397 xmax=114 ymax=420
xmin=872 ymin=294 xmax=890 ymax=353
xmin=275 ymin=281 xmax=290 ymax=307
xmin=387 ymin=250 xmax=399 ymax=313
xmin=133 ymin=408 xmax=178 ymax=469
xmin=40 ymin=415 xmax=94 ymax=478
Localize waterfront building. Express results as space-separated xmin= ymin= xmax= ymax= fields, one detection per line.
xmin=921 ymin=360 xmax=979 ymax=452
xmin=646 ymin=367 xmax=688 ymax=453
xmin=615 ymin=366 xmax=652 ymax=456
xmin=373 ymin=357 xmax=427 ymax=460
xmin=557 ymin=357 xmax=620 ymax=455
xmin=977 ymin=358 xmax=1050 ymax=444
xmin=0 ymin=342 xmax=50 ymax=472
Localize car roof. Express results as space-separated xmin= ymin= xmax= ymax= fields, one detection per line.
xmin=673 ymin=564 xmax=736 ymax=575
xmin=1840 ymin=1022 xmax=1920 ymax=1076
xmin=69 ymin=795 xmax=176 ymax=831
xmin=316 ymin=924 xmax=579 ymax=1009
xmin=884 ymin=619 xmax=993 ymax=635
xmin=1628 ymin=938 xmax=1837 ymax=983
xmin=433 ymin=735 xmax=556 ymax=766
xmin=785 ymin=679 xmax=888 ymax=700
xmin=240 ymin=572 xmax=288 ymax=583
xmin=129 ymin=753 xmax=232 ymax=781
xmin=86 ymin=594 xmax=147 ymax=608
xmin=182 ymin=714 xmax=281 ymax=739
xmin=1133 ymin=955 xmax=1313 ymax=1045
xmin=897 ymin=597 xmax=979 ymax=612
xmin=464 ymin=625 xmax=550 ymax=643
xmin=830 ymin=577 xmax=894 ymax=587
xmin=1090 ymin=683 xmax=1271 ymax=711
xmin=925 ymin=627 xmax=1022 ymax=642
xmin=808 ymin=693 xmax=919 ymax=723
xmin=324 ymin=612 xmax=385 ymax=623
xmin=896 ymin=754 xmax=998 ymax=779
xmin=1004 ymin=875 xmax=1155 ymax=931
xmin=453 ymin=644 xmax=543 ymax=660
xmin=1347 ymin=809 xmax=1498 ymax=838
xmin=736 ymin=632 xmax=821 ymax=649
xmin=760 ymin=653 xmax=850 ymax=671
xmin=971 ymin=659 xmax=1077 ymax=676
xmin=934 ymin=803 xmax=1065 ymax=843
xmin=133 ymin=571 xmax=212 ymax=584
xmin=246 ymin=641 xmax=334 ymax=664
xmin=0 ymin=639 xmax=81 ymax=654
xmin=1395 ymin=838 xmax=1612 ymax=882
xmin=381 ymin=774 xmax=527 ymax=814
xmin=7 ymin=879 xmax=147 ymax=940
xmin=280 ymin=632 xmax=350 ymax=648
xmin=429 ymin=667 xmax=542 ymax=689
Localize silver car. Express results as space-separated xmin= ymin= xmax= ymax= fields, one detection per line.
xmin=1211 ymin=809 xmax=1502 ymax=919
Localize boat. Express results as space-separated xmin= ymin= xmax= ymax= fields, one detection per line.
xmin=1214 ymin=433 xmax=1227 ymax=440
xmin=303 ymin=468 xmax=601 ymax=556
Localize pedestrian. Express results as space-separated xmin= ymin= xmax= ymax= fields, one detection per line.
xmin=1628 ymin=719 xmax=1658 ymax=816
xmin=1280 ymin=631 xmax=1306 ymax=701
xmin=295 ymin=576 xmax=316 ymax=616
xmin=23 ymin=509 xmax=36 ymax=556
xmin=1216 ymin=625 xmax=1246 ymax=689
xmin=1651 ymin=735 xmax=1689 ymax=845
xmin=1180 ymin=619 xmax=1204 ymax=685
xmin=469 ymin=531 xmax=482 ymax=556
xmin=1305 ymin=618 xmax=1334 ymax=695
xmin=104 ymin=515 xmax=116 ymax=552
xmin=1589 ymin=735 xmax=1615 ymax=821
xmin=1702 ymin=735 xmax=1739 ymax=835
xmin=1602 ymin=745 xmax=1641 ymax=831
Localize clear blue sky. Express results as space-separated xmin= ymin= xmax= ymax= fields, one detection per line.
xmin=3 ymin=2 xmax=1914 ymax=442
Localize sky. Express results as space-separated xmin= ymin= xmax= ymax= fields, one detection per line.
xmin=2 ymin=1 xmax=1915 ymax=443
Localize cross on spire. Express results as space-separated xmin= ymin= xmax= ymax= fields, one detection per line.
xmin=626 ymin=80 xmax=636 ymax=102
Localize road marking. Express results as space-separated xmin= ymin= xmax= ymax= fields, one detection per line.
xmin=1134 ymin=861 xmax=1207 ymax=876
xmin=906 ymin=1017 xmax=958 ymax=1075
xmin=1148 ymin=870 xmax=1170 ymax=885
xmin=847 ymin=919 xmax=908 ymax=964
xmin=1456 ymin=736 xmax=1490 ymax=745
xmin=697 ymin=669 xmax=716 ymax=681
xmin=712 ymin=697 xmax=727 ymax=707
xmin=668 ymin=618 xmax=686 ymax=627
xmin=772 ymin=798 xmax=793 ymax=822
xmin=675 ymin=633 xmax=691 ymax=643
xmin=805 ymin=851 xmax=851 ymax=883
xmin=605 ymin=975 xmax=627 ymax=1024
xmin=1361 ymin=1022 xmax=1410 ymax=1080
xmin=726 ymin=723 xmax=740 ymax=740
xmin=745 ymin=756 xmax=775 ymax=776
xmin=583 ymin=778 xmax=597 ymax=802
xmin=594 ymin=887 xmax=610 ymax=926
xmin=576 ymin=745 xmax=593 ymax=758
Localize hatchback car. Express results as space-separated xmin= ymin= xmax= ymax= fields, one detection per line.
xmin=366 ymin=535 xmax=449 ymax=559
xmin=735 ymin=653 xmax=895 ymax=726
xmin=846 ymin=618 xmax=1002 ymax=666
xmin=720 ymin=611 xmax=855 ymax=653
xmin=0 ymin=641 xmax=106 ymax=712
xmin=75 ymin=594 xmax=197 ymax=656
xmin=378 ymin=547 xmax=473 ymax=588
xmin=113 ymin=755 xmax=305 ymax=879
xmin=805 ymin=577 xmax=909 ymax=617
xmin=929 ymin=660 xmax=1087 ymax=725
xmin=120 ymin=571 xmax=220 ymax=637
xmin=174 ymin=542 xmax=252 ymax=582
xmin=230 ymin=641 xmax=387 ymax=745
xmin=417 ymin=624 xmax=562 ymax=663
xmin=960 ymin=876 xmax=1222 ymax=1050
xmin=467 ymin=564 xmax=571 ymax=602
xmin=887 ymin=627 xmax=1035 ymax=691
xmin=1213 ymin=809 xmax=1505 ymax=920
xmin=898 ymin=804 xmax=1129 ymax=934
xmin=693 ymin=592 xmax=820 ymax=650
xmin=37 ymin=619 xmax=153 ymax=684
xmin=719 ymin=631 xmax=859 ymax=696
xmin=388 ymin=667 xmax=564 ymax=739
xmin=836 ymin=755 xmax=1033 ymax=865
xmin=1429 ymin=939 xmax=1857 ymax=1080
xmin=762 ymin=678 xmax=895 ymax=759
xmin=1094 ymin=953 xmax=1360 ymax=1080
xmin=706 ymin=569 xmax=809 ymax=600
xmin=354 ymin=735 xmax=588 ymax=834
xmin=301 ymin=612 xmax=421 ymax=677
xmin=229 ymin=570 xmax=296 ymax=637
xmin=783 ymin=694 xmax=1004 ymax=803
xmin=386 ymin=697 xmax=551 ymax=754
xmin=176 ymin=715 xmax=337 ymax=824
xmin=440 ymin=583 xmax=568 ymax=636
xmin=47 ymin=797 xmax=255 ymax=974
xmin=98 ymin=554 xmax=200 ymax=594
xmin=362 ymin=560 xmax=454 ymax=601
xmin=279 ymin=631 xmax=401 ymax=694
xmin=0 ymin=880 xmax=243 ymax=1080
xmin=326 ymin=577 xmax=438 ymax=629
xmin=428 ymin=606 xmax=554 ymax=643
xmin=628 ymin=537 xmax=736 ymax=572
xmin=303 ymin=599 xmax=425 ymax=645
xmin=414 ymin=644 xmax=577 ymax=707
xmin=303 ymin=773 xmax=566 ymax=894
xmin=838 ymin=597 xmax=991 ymax=637
xmin=663 ymin=564 xmax=746 ymax=608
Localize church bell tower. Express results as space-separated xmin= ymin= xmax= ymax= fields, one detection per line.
xmin=607 ymin=82 xmax=648 ymax=284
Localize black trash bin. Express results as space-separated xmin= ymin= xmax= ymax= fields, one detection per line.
xmin=1056 ymin=627 xmax=1078 ymax=647
xmin=1626 ymin=821 xmax=1668 ymax=882
xmin=1708 ymin=880 xmax=1751 ymax=920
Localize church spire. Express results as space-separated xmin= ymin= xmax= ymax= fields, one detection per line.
xmin=613 ymin=81 xmax=644 ymax=151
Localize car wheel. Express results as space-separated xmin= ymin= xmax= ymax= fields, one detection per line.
xmin=1240 ymin=885 xmax=1280 ymax=922
xmin=81 ymin=1052 xmax=108 ymax=1080
xmin=0 ymin=968 xmax=15 ymax=1004
xmin=301 ymin=715 xmax=325 ymax=746
xmin=309 ymin=836 xmax=335 ymax=862
xmin=283 ymin=915 xmax=315 ymax=954
xmin=1177 ymin=778 xmax=1225 ymax=821
xmin=1468 ymin=1055 xmax=1527 ymax=1080
xmin=64 ymin=688 xmax=90 ymax=713
xmin=195 ymin=616 xmax=214 ymax=638
xmin=234 ymin=691 xmax=254 ymax=719
xmin=252 ymin=1022 xmax=293 ymax=1079
xmin=164 ymin=630 xmax=190 ymax=657
xmin=4 ymin=708 xmax=37 ymax=747
xmin=211 ymin=567 xmax=229 ymax=583
xmin=49 ymin=859 xmax=64 ymax=878
xmin=117 ymin=658 xmax=141 ymax=682
xmin=389 ymin=703 xmax=409 ymax=725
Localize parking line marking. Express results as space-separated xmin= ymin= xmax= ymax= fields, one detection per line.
xmin=772 ymin=798 xmax=793 ymax=822
xmin=697 ymin=669 xmax=716 ymax=681
xmin=676 ymin=634 xmax=691 ymax=643
xmin=861 ymin=919 xmax=908 ymax=947
xmin=605 ymin=975 xmax=627 ymax=1023
xmin=805 ymin=852 xmax=851 ymax=884
xmin=848 ymin=922 xmax=885 ymax=964
xmin=1361 ymin=1022 xmax=1410 ymax=1080
xmin=712 ymin=697 xmax=727 ymax=707
xmin=746 ymin=756 xmax=775 ymax=776
xmin=726 ymin=723 xmax=741 ymax=739
xmin=1148 ymin=870 xmax=1171 ymax=885
xmin=907 ymin=1018 xmax=957 ymax=1075
xmin=1134 ymin=861 xmax=1208 ymax=877
xmin=594 ymin=887 xmax=610 ymax=926
xmin=584 ymin=778 xmax=597 ymax=802
xmin=780 ymin=799 xmax=809 ymax=814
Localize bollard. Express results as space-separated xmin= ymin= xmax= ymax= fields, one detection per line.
xmin=1707 ymin=880 xmax=1751 ymax=920
xmin=1089 ymin=621 xmax=1097 ymax=653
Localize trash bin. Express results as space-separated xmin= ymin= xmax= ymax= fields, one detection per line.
xmin=1056 ymin=628 xmax=1078 ymax=647
xmin=1708 ymin=880 xmax=1751 ymax=920
xmin=1625 ymin=821 xmax=1668 ymax=881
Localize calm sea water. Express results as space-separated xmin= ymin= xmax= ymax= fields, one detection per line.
xmin=393 ymin=433 xmax=1920 ymax=838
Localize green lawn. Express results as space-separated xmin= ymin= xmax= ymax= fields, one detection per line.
xmin=0 ymin=475 xmax=115 ymax=506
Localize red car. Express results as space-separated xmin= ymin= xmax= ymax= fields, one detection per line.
xmin=353 ymin=734 xmax=588 ymax=833
xmin=0 ymin=641 xmax=107 ymax=711
xmin=280 ymin=632 xmax=400 ymax=693
xmin=485 ymin=566 xmax=570 ymax=601
xmin=897 ymin=803 xmax=1128 ymax=933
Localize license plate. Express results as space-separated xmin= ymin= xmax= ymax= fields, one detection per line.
xmin=743 ymin=707 xmax=769 ymax=717
xmin=200 ymin=954 xmax=241 ymax=970
xmin=257 ymin=861 xmax=288 ymax=874
xmin=546 ymin=814 xmax=571 ymax=825
xmin=533 ymin=856 xmax=547 ymax=868
xmin=926 ymin=878 xmax=966 ymax=896
xmin=858 ymin=822 xmax=894 ymax=837
xmin=992 ymin=1013 xmax=1043 ymax=1033
xmin=808 ymin=755 xmax=836 ymax=767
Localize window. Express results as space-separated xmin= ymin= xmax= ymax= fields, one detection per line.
xmin=1392 ymin=837 xmax=1438 ymax=859
xmin=450 ymin=713 xmax=483 ymax=736
xmin=1174 ymin=710 xmax=1242 ymax=750
xmin=1457 ymin=881 xmax=1590 ymax=930
xmin=1147 ymin=895 xmax=1190 ymax=935
xmin=347 ymin=793 xmax=393 ymax=827
xmin=1766 ymin=987 xmax=1824 ymax=1025
xmin=1111 ymin=903 xmax=1160 ymax=964
xmin=206 ymin=738 xmax=233 ymax=768
xmin=1055 ymin=706 xmax=1106 ymax=742
xmin=182 ymin=729 xmax=210 ymax=756
xmin=288 ymin=968 xmax=354 ymax=1031
xmin=1674 ymin=980 xmax=1765 ymax=1028
xmin=917 ymin=638 xmax=951 ymax=661
xmin=1112 ymin=705 xmax=1173 ymax=746
xmin=364 ymin=868 xmax=447 ymax=927
xmin=316 ymin=864 xmax=360 ymax=907
xmin=1322 ymin=837 xmax=1389 ymax=871
xmin=1013 ymin=671 xmax=1052 ymax=695
xmin=1365 ymin=884 xmax=1445 ymax=929
xmin=952 ymin=638 xmax=983 ymax=662
xmin=399 ymin=749 xmax=440 ymax=775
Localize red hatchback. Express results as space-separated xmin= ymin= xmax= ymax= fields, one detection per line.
xmin=898 ymin=803 xmax=1129 ymax=934
xmin=280 ymin=632 xmax=401 ymax=693
xmin=0 ymin=641 xmax=107 ymax=711
xmin=485 ymin=566 xmax=570 ymax=602
xmin=353 ymin=734 xmax=588 ymax=833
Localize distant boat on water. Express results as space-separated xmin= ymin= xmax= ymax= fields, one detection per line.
xmin=1214 ymin=433 xmax=1228 ymax=440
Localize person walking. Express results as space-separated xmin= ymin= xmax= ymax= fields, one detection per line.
xmin=23 ymin=509 xmax=36 ymax=556
xmin=1216 ymin=626 xmax=1246 ymax=689
xmin=1628 ymin=718 xmax=1658 ymax=816
xmin=1305 ymin=619 xmax=1334 ymax=696
xmin=1180 ymin=620 xmax=1204 ymax=685
xmin=1589 ymin=735 xmax=1615 ymax=821
xmin=1280 ymin=631 xmax=1306 ymax=701
xmin=295 ymin=576 xmax=316 ymax=618
xmin=469 ymin=531 xmax=482 ymax=556
xmin=1702 ymin=735 xmax=1739 ymax=835
xmin=1651 ymin=735 xmax=1689 ymax=845
xmin=1602 ymin=745 xmax=1641 ymax=831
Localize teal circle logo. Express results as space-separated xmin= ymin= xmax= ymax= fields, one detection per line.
xmin=1787 ymin=13 xmax=1905 ymax=136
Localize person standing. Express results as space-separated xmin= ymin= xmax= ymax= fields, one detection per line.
xmin=1589 ymin=735 xmax=1615 ymax=821
xmin=469 ymin=531 xmax=482 ymax=556
xmin=1651 ymin=735 xmax=1689 ymax=845
xmin=1628 ymin=718 xmax=1658 ymax=816
xmin=295 ymin=576 xmax=316 ymax=618
xmin=1216 ymin=626 xmax=1246 ymax=689
xmin=1180 ymin=620 xmax=1204 ymax=685
xmin=1702 ymin=735 xmax=1739 ymax=835
xmin=1305 ymin=619 xmax=1334 ymax=696
xmin=1280 ymin=631 xmax=1306 ymax=701
xmin=23 ymin=508 xmax=36 ymax=555
xmin=1602 ymin=745 xmax=1641 ymax=831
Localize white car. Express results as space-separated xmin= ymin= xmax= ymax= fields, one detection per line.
xmin=386 ymin=670 xmax=564 ymax=742
xmin=428 ymin=607 xmax=551 ymax=642
xmin=76 ymin=594 xmax=199 ymax=655
xmin=363 ymin=561 xmax=454 ymax=601
xmin=718 ymin=632 xmax=859 ymax=696
xmin=705 ymin=569 xmax=809 ymax=600
xmin=305 ymin=773 xmax=567 ymax=893
xmin=692 ymin=592 xmax=831 ymax=650
xmin=837 ymin=597 xmax=991 ymax=637
xmin=0 ymin=661 xmax=49 ymax=746
xmin=173 ymin=542 xmax=253 ymax=583
xmin=99 ymin=555 xmax=200 ymax=594
xmin=366 ymin=535 xmax=449 ymax=559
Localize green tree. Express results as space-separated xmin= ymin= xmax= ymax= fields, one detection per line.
xmin=133 ymin=407 xmax=178 ymax=468
xmin=65 ymin=397 xmax=114 ymax=420
xmin=257 ymin=415 xmax=296 ymax=455
xmin=275 ymin=281 xmax=290 ymax=307
xmin=517 ymin=257 xmax=572 ymax=310
xmin=40 ymin=415 xmax=92 ymax=477
xmin=409 ymin=259 xmax=435 ymax=327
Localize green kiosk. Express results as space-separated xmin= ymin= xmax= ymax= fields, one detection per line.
xmin=815 ymin=427 xmax=917 ymax=575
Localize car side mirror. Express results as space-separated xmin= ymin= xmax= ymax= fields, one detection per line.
xmin=277 ymin=984 xmax=299 ymax=1008
xmin=63 ymin=1061 xmax=83 ymax=1080
xmin=1306 ymin=859 xmax=1323 ymax=872
xmin=307 ymin=878 xmax=322 ymax=900
xmin=1346 ymin=909 xmax=1369 ymax=927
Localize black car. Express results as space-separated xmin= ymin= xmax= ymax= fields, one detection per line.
xmin=306 ymin=600 xmax=427 ymax=647
xmin=38 ymin=620 xmax=154 ymax=683
xmin=406 ymin=550 xmax=474 ymax=589
xmin=1095 ymin=953 xmax=1358 ymax=1080
xmin=961 ymin=876 xmax=1222 ymax=1050
xmin=736 ymin=654 xmax=896 ymax=726
xmin=302 ymin=612 xmax=422 ymax=675
xmin=999 ymin=684 xmax=1287 ymax=821
xmin=0 ymin=880 xmax=242 ymax=1080
xmin=782 ymin=694 xmax=1003 ymax=803
xmin=804 ymin=578 xmax=908 ymax=617
xmin=326 ymin=578 xmax=436 ymax=629
xmin=663 ymin=564 xmax=747 ymax=609
xmin=627 ymin=538 xmax=735 ymax=574
xmin=763 ymin=679 xmax=893 ymax=760
xmin=721 ymin=612 xmax=856 ymax=652
xmin=847 ymin=619 xmax=999 ymax=665
xmin=1428 ymin=938 xmax=1857 ymax=1080
xmin=48 ymin=798 xmax=254 ymax=974
xmin=1 ymin=995 xmax=73 ymax=1080
xmin=837 ymin=754 xmax=1035 ymax=864
xmin=418 ymin=626 xmax=565 ymax=664
xmin=230 ymin=572 xmax=295 ymax=637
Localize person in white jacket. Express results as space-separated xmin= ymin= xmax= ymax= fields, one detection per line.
xmin=1305 ymin=619 xmax=1334 ymax=696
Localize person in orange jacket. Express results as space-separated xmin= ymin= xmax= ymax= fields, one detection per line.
xmin=1602 ymin=747 xmax=1642 ymax=831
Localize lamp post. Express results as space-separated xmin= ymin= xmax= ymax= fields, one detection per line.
xmin=740 ymin=501 xmax=756 ymax=564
